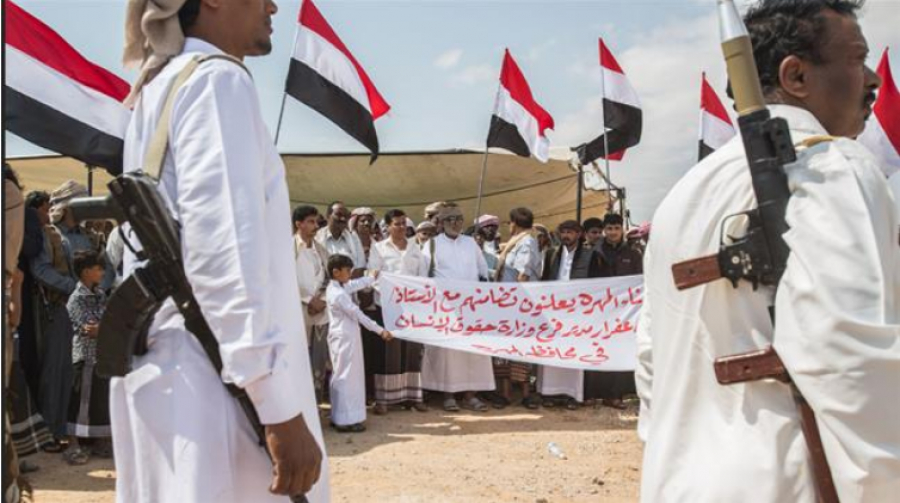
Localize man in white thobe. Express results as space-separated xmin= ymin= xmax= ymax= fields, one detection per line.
xmin=112 ymin=1 xmax=326 ymax=501
xmin=293 ymin=205 xmax=330 ymax=402
xmin=421 ymin=205 xmax=495 ymax=411
xmin=637 ymin=2 xmax=899 ymax=502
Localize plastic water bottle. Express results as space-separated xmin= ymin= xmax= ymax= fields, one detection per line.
xmin=547 ymin=442 xmax=567 ymax=460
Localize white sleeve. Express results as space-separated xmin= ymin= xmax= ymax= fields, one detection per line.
xmin=634 ymin=251 xmax=653 ymax=442
xmin=773 ymin=145 xmax=900 ymax=500
xmin=335 ymin=291 xmax=384 ymax=334
xmin=170 ymin=64 xmax=300 ymax=424
xmin=344 ymin=276 xmax=376 ymax=295
xmin=351 ymin=232 xmax=366 ymax=269
xmin=473 ymin=239 xmax=489 ymax=279
xmin=367 ymin=243 xmax=383 ymax=272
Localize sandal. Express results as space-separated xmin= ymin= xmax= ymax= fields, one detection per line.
xmin=462 ymin=397 xmax=488 ymax=412
xmin=521 ymin=395 xmax=541 ymax=410
xmin=443 ymin=398 xmax=461 ymax=412
xmin=64 ymin=447 xmax=90 ymax=466
xmin=41 ymin=440 xmax=65 ymax=454
xmin=542 ymin=398 xmax=557 ymax=408
xmin=565 ymin=398 xmax=580 ymax=410
xmin=412 ymin=402 xmax=429 ymax=412
xmin=331 ymin=422 xmax=366 ymax=433
xmin=602 ymin=398 xmax=627 ymax=410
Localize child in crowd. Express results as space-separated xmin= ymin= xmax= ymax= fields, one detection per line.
xmin=326 ymin=254 xmax=392 ymax=433
xmin=64 ymin=250 xmax=112 ymax=465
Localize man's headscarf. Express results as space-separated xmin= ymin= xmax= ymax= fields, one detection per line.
xmin=49 ymin=180 xmax=88 ymax=223
xmin=476 ymin=214 xmax=499 ymax=228
xmin=123 ymin=0 xmax=190 ymax=106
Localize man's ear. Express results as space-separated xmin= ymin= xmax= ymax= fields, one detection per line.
xmin=778 ymin=55 xmax=810 ymax=100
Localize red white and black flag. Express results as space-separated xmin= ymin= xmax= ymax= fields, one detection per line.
xmin=4 ymin=0 xmax=130 ymax=174
xmin=486 ymin=49 xmax=555 ymax=163
xmin=698 ymin=72 xmax=736 ymax=161
xmin=285 ymin=0 xmax=390 ymax=161
xmin=576 ymin=39 xmax=642 ymax=165
xmin=859 ymin=48 xmax=900 ymax=178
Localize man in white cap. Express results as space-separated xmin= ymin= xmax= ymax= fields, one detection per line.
xmin=421 ymin=204 xmax=494 ymax=411
xmin=114 ymin=1 xmax=325 ymax=501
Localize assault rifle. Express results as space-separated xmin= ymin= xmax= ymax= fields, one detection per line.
xmin=668 ymin=2 xmax=838 ymax=502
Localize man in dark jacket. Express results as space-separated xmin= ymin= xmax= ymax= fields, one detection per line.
xmin=589 ymin=213 xmax=643 ymax=409
xmin=537 ymin=220 xmax=602 ymax=408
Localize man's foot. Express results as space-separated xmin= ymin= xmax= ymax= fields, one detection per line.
xmin=18 ymin=460 xmax=39 ymax=474
xmin=521 ymin=395 xmax=542 ymax=410
xmin=63 ymin=447 xmax=90 ymax=466
xmin=331 ymin=422 xmax=366 ymax=433
xmin=602 ymin=398 xmax=627 ymax=410
xmin=480 ymin=391 xmax=509 ymax=409
xmin=461 ymin=397 xmax=489 ymax=412
xmin=443 ymin=398 xmax=461 ymax=412
xmin=412 ymin=402 xmax=429 ymax=412
xmin=565 ymin=398 xmax=580 ymax=410
xmin=373 ymin=404 xmax=388 ymax=415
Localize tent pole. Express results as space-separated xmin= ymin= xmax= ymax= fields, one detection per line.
xmin=86 ymin=164 xmax=94 ymax=196
xmin=474 ymin=150 xmax=490 ymax=220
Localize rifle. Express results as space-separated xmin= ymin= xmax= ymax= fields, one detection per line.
xmin=68 ymin=54 xmax=310 ymax=503
xmin=669 ymin=2 xmax=838 ymax=502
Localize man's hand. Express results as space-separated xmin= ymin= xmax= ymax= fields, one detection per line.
xmin=83 ymin=322 xmax=100 ymax=338
xmin=380 ymin=330 xmax=394 ymax=342
xmin=266 ymin=413 xmax=323 ymax=497
xmin=307 ymin=297 xmax=326 ymax=315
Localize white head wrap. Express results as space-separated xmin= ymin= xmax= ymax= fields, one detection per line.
xmin=123 ymin=0 xmax=190 ymax=106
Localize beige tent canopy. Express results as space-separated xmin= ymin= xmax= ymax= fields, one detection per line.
xmin=8 ymin=150 xmax=611 ymax=230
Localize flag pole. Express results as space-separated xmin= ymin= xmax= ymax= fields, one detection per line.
xmin=86 ymin=164 xmax=94 ymax=196
xmin=576 ymin=159 xmax=584 ymax=223
xmin=475 ymin=80 xmax=503 ymax=220
xmin=273 ymin=91 xmax=289 ymax=147
xmin=599 ymin=39 xmax=614 ymax=212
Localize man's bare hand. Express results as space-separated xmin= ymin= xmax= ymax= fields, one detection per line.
xmin=308 ymin=297 xmax=326 ymax=315
xmin=83 ymin=322 xmax=100 ymax=338
xmin=380 ymin=330 xmax=394 ymax=342
xmin=266 ymin=413 xmax=323 ymax=497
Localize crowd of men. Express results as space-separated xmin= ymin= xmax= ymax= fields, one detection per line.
xmin=293 ymin=200 xmax=647 ymax=423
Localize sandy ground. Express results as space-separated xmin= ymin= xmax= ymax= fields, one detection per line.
xmin=25 ymin=400 xmax=642 ymax=503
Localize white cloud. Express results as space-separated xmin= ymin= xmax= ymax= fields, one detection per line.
xmin=525 ymin=38 xmax=558 ymax=62
xmin=452 ymin=64 xmax=496 ymax=86
xmin=434 ymin=49 xmax=463 ymax=70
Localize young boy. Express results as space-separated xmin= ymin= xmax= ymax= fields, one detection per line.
xmin=64 ymin=250 xmax=112 ymax=465
xmin=325 ymin=254 xmax=392 ymax=433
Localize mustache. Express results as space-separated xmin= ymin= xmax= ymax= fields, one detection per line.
xmin=864 ymin=91 xmax=877 ymax=108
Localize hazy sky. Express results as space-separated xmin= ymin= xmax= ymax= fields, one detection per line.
xmin=5 ymin=0 xmax=899 ymax=221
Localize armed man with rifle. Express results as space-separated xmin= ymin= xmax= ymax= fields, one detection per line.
xmin=77 ymin=0 xmax=328 ymax=502
xmin=636 ymin=1 xmax=899 ymax=502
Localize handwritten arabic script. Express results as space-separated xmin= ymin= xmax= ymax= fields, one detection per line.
xmin=381 ymin=273 xmax=643 ymax=371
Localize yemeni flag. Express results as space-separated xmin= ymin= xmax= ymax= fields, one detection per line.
xmin=486 ymin=49 xmax=555 ymax=163
xmin=859 ymin=48 xmax=900 ymax=178
xmin=576 ymin=39 xmax=642 ymax=165
xmin=285 ymin=0 xmax=390 ymax=161
xmin=4 ymin=0 xmax=130 ymax=174
xmin=698 ymin=72 xmax=736 ymax=161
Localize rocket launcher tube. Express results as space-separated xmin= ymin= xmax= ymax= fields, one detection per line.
xmin=718 ymin=0 xmax=766 ymax=115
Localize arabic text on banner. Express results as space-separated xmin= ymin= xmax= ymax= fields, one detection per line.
xmin=380 ymin=273 xmax=643 ymax=371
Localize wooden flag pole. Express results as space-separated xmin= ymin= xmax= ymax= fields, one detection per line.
xmin=86 ymin=164 xmax=94 ymax=196
xmin=599 ymin=40 xmax=614 ymax=212
xmin=475 ymin=80 xmax=503 ymax=220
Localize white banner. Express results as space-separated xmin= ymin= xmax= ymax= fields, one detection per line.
xmin=381 ymin=273 xmax=643 ymax=371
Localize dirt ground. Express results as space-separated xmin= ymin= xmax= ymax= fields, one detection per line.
xmin=26 ymin=400 xmax=642 ymax=503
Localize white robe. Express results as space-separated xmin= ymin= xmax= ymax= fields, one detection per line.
xmin=112 ymin=38 xmax=329 ymax=503
xmin=537 ymin=246 xmax=584 ymax=401
xmin=420 ymin=234 xmax=496 ymax=393
xmin=637 ymin=105 xmax=900 ymax=502
xmin=325 ymin=277 xmax=382 ymax=426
